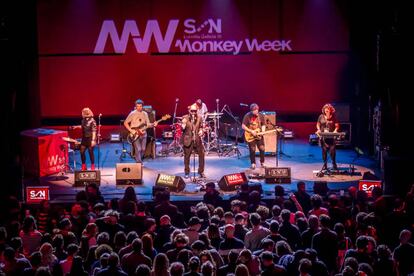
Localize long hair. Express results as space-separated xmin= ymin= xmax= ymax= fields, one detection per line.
xmin=81 ymin=107 xmax=94 ymax=118
xmin=321 ymin=103 xmax=336 ymax=115
xmin=152 ymin=253 xmax=170 ymax=276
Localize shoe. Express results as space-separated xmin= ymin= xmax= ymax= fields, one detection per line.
xmin=332 ymin=163 xmax=338 ymax=170
xmin=91 ymin=164 xmax=95 ymax=170
xmin=199 ymin=173 xmax=206 ymax=178
xmin=184 ymin=174 xmax=189 ymax=179
xmin=321 ymin=163 xmax=328 ymax=171
xmin=81 ymin=164 xmax=87 ymax=171
xmin=251 ymin=163 xmax=256 ymax=170
xmin=260 ymin=163 xmax=265 ymax=168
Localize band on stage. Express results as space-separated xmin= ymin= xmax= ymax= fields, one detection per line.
xmin=70 ymin=100 xmax=340 ymax=176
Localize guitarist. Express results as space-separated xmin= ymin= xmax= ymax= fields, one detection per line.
xmin=124 ymin=99 xmax=158 ymax=163
xmin=242 ymin=103 xmax=266 ymax=169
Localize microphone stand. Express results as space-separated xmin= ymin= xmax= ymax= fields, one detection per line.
xmin=172 ymin=98 xmax=179 ymax=123
xmin=222 ymin=105 xmax=242 ymax=158
xmin=97 ymin=114 xmax=102 ymax=170
xmin=191 ymin=115 xmax=197 ymax=183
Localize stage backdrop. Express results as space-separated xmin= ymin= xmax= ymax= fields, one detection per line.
xmin=37 ymin=0 xmax=350 ymax=120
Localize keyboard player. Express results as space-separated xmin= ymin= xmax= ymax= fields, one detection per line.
xmin=316 ymin=103 xmax=340 ymax=170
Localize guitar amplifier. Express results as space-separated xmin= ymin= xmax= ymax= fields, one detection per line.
xmin=74 ymin=170 xmax=101 ymax=186
xmin=256 ymin=111 xmax=277 ymax=155
xmin=265 ymin=167 xmax=291 ymax=184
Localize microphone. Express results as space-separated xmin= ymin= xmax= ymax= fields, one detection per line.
xmin=240 ymin=103 xmax=249 ymax=107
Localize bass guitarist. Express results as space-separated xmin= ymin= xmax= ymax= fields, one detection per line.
xmin=124 ymin=99 xmax=158 ymax=163
xmin=242 ymin=103 xmax=266 ymax=169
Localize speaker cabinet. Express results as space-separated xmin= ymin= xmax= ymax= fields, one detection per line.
xmin=74 ymin=170 xmax=101 ymax=187
xmin=265 ymin=167 xmax=291 ymax=184
xmin=218 ymin=172 xmax=248 ymax=191
xmin=155 ymin=174 xmax=186 ymax=192
xmin=116 ymin=163 xmax=143 ymax=185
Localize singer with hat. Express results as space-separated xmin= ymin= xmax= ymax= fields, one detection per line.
xmin=181 ymin=104 xmax=206 ymax=178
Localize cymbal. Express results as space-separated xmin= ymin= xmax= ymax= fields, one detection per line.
xmin=62 ymin=137 xmax=80 ymax=144
xmin=206 ymin=112 xmax=223 ymax=117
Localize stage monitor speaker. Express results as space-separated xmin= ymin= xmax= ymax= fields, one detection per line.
xmin=74 ymin=170 xmax=101 ymax=186
xmin=256 ymin=111 xmax=277 ymax=155
xmin=116 ymin=163 xmax=143 ymax=185
xmin=218 ymin=172 xmax=248 ymax=191
xmin=155 ymin=174 xmax=186 ymax=192
xmin=313 ymin=181 xmax=329 ymax=196
xmin=265 ymin=167 xmax=291 ymax=184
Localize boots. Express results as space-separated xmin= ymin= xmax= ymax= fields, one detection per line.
xmin=91 ymin=164 xmax=95 ymax=170
xmin=81 ymin=164 xmax=87 ymax=171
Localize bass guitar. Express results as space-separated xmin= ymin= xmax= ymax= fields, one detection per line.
xmin=127 ymin=114 xmax=171 ymax=144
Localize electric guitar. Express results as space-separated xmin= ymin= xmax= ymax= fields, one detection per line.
xmin=127 ymin=114 xmax=171 ymax=144
xmin=244 ymin=127 xmax=283 ymax=143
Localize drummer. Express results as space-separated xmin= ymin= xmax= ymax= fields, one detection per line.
xmin=195 ymin=99 xmax=208 ymax=121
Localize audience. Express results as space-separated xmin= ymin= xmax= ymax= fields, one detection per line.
xmin=1 ymin=183 xmax=414 ymax=276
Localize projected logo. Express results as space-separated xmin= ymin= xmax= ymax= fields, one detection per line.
xmin=94 ymin=19 xmax=292 ymax=55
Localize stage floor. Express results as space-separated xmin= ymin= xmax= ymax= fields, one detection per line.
xmin=27 ymin=139 xmax=379 ymax=203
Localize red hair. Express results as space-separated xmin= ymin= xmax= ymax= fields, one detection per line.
xmin=322 ymin=103 xmax=335 ymax=114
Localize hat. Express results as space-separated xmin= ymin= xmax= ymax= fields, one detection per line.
xmin=188 ymin=216 xmax=201 ymax=226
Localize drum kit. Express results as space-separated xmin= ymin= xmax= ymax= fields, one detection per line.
xmin=161 ymin=112 xmax=224 ymax=155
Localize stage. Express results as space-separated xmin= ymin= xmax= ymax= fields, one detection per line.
xmin=24 ymin=139 xmax=379 ymax=203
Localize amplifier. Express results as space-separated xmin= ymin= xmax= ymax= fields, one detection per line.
xmin=265 ymin=167 xmax=291 ymax=184
xmin=74 ymin=170 xmax=101 ymax=186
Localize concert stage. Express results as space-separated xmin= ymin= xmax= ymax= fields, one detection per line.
xmin=24 ymin=139 xmax=379 ymax=204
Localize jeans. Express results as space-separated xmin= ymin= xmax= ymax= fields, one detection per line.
xmin=132 ymin=135 xmax=147 ymax=163
xmin=248 ymin=138 xmax=265 ymax=164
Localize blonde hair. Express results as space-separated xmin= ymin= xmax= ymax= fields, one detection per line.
xmin=82 ymin=107 xmax=94 ymax=118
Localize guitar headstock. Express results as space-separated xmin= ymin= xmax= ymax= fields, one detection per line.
xmin=161 ymin=114 xmax=171 ymax=120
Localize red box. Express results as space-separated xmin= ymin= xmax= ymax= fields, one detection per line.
xmin=21 ymin=128 xmax=69 ymax=177
xmin=358 ymin=180 xmax=382 ymax=197
xmin=26 ymin=186 xmax=50 ymax=204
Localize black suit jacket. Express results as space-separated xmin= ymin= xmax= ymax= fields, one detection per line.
xmin=181 ymin=114 xmax=203 ymax=147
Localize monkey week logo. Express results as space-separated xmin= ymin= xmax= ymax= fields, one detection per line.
xmin=94 ymin=18 xmax=292 ymax=55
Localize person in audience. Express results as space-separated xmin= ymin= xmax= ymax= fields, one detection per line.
xmin=393 ymin=229 xmax=414 ymax=276
xmin=244 ymin=213 xmax=271 ymax=252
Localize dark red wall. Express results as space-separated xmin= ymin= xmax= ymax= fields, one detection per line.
xmin=37 ymin=0 xmax=349 ymax=119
